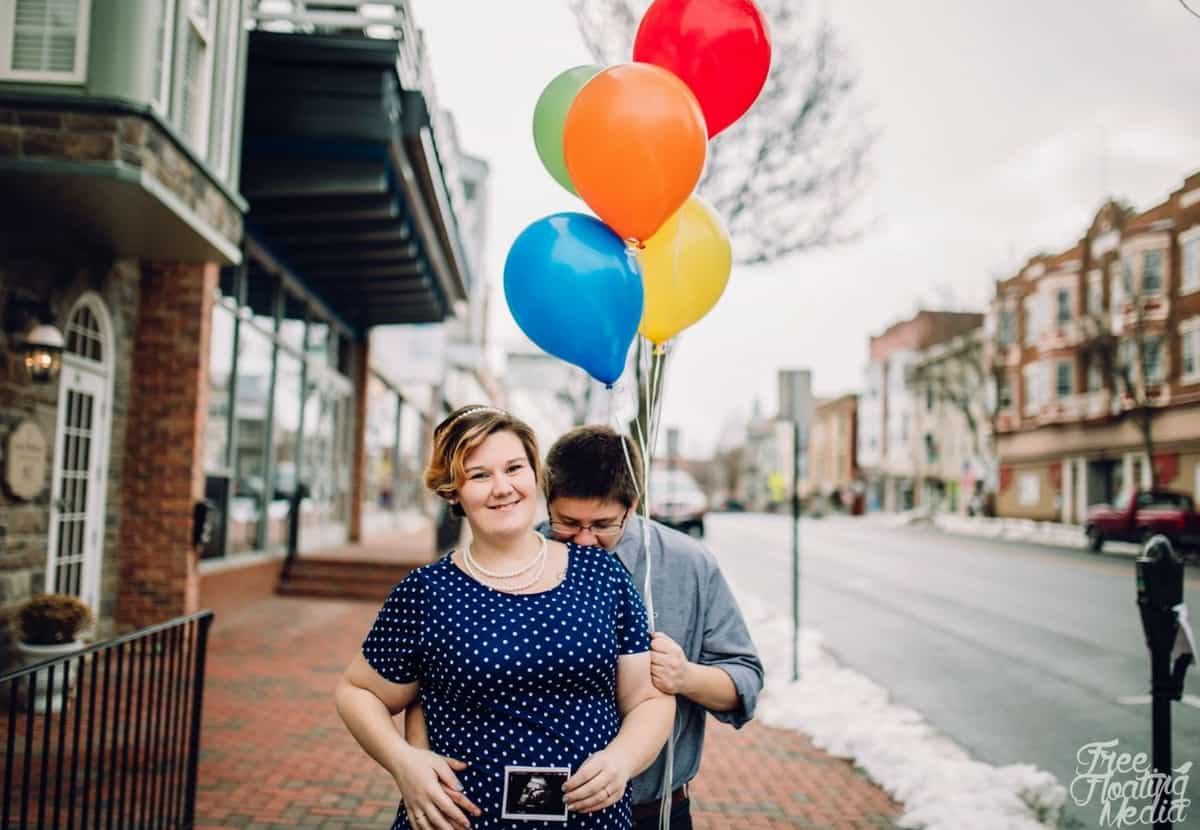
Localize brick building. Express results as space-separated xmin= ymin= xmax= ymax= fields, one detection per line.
xmin=857 ymin=311 xmax=984 ymax=512
xmin=906 ymin=327 xmax=993 ymax=514
xmin=0 ymin=2 xmax=488 ymax=663
xmin=807 ymin=394 xmax=858 ymax=509
xmin=991 ymin=172 xmax=1200 ymax=521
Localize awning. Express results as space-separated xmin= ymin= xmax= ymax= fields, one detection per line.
xmin=241 ymin=31 xmax=468 ymax=330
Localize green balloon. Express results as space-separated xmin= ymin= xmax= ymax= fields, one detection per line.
xmin=533 ymin=65 xmax=602 ymax=196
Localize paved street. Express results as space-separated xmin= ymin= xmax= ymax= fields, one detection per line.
xmin=705 ymin=511 xmax=1200 ymax=829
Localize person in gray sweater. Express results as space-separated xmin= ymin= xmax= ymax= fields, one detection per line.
xmin=538 ymin=426 xmax=764 ymax=830
xmin=404 ymin=424 xmax=763 ymax=829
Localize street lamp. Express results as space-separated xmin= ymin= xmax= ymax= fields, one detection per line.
xmin=20 ymin=323 xmax=65 ymax=384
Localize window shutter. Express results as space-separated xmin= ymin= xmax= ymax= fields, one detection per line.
xmin=11 ymin=0 xmax=80 ymax=74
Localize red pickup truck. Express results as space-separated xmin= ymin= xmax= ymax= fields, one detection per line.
xmin=1085 ymin=489 xmax=1200 ymax=553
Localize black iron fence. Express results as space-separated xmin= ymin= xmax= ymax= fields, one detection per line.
xmin=0 ymin=611 xmax=214 ymax=830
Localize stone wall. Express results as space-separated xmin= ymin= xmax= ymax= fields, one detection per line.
xmin=0 ymin=104 xmax=242 ymax=244
xmin=0 ymin=258 xmax=139 ymax=668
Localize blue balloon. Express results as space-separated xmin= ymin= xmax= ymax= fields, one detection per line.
xmin=504 ymin=213 xmax=643 ymax=386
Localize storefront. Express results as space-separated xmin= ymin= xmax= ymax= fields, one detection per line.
xmin=0 ymin=1 xmax=486 ymax=660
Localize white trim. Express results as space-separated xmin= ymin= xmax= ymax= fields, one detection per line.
xmin=45 ymin=291 xmax=114 ymax=614
xmin=1180 ymin=231 xmax=1200 ymax=296
xmin=1181 ymin=317 xmax=1200 ymax=386
xmin=151 ymin=0 xmax=177 ymax=116
xmin=212 ymin=0 xmax=243 ymax=178
xmin=1120 ymin=233 xmax=1170 ymax=253
xmin=1182 ymin=189 xmax=1200 ymax=210
xmin=1090 ymin=230 xmax=1121 ymax=259
xmin=179 ymin=0 xmax=215 ymax=160
xmin=0 ymin=0 xmax=92 ymax=83
xmin=1086 ymin=270 xmax=1104 ymax=315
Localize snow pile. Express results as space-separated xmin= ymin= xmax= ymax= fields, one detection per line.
xmin=932 ymin=514 xmax=1139 ymax=555
xmin=733 ymin=589 xmax=1068 ymax=830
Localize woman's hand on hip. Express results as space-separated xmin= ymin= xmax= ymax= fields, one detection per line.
xmin=393 ymin=749 xmax=480 ymax=830
xmin=563 ymin=749 xmax=631 ymax=814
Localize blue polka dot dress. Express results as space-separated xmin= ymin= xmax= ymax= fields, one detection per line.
xmin=362 ymin=543 xmax=651 ymax=829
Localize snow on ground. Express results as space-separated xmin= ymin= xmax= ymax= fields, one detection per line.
xmin=731 ymin=587 xmax=1068 ymax=829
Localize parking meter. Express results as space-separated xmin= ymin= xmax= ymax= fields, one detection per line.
xmin=1136 ymin=535 xmax=1192 ymax=830
xmin=1137 ymin=534 xmax=1190 ymax=699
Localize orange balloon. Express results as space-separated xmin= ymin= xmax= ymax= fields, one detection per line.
xmin=563 ymin=63 xmax=708 ymax=243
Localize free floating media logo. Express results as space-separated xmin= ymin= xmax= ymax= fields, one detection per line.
xmin=1071 ymin=739 xmax=1191 ymax=827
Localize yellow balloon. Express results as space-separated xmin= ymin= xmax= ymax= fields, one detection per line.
xmin=637 ymin=195 xmax=732 ymax=345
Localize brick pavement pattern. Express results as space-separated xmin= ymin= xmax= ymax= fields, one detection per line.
xmin=195 ymin=595 xmax=901 ymax=830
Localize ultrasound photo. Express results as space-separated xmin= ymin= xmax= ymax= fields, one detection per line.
xmin=501 ymin=766 xmax=570 ymax=822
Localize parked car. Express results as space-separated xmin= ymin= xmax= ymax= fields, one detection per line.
xmin=649 ymin=468 xmax=708 ymax=537
xmin=1084 ymin=488 xmax=1200 ymax=553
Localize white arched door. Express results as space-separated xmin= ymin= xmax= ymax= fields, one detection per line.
xmin=45 ymin=292 xmax=114 ymax=612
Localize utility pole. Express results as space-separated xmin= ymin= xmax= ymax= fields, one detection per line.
xmin=778 ymin=369 xmax=813 ymax=682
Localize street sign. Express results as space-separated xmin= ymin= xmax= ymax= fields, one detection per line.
xmin=778 ymin=369 xmax=813 ymax=430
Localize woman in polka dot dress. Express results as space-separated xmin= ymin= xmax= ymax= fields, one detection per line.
xmin=336 ymin=406 xmax=675 ymax=830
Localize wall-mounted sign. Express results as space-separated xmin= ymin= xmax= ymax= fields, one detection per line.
xmin=6 ymin=419 xmax=48 ymax=501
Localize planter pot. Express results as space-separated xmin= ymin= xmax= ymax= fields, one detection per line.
xmin=16 ymin=640 xmax=86 ymax=714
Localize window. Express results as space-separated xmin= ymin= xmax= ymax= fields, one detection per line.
xmin=205 ymin=300 xmax=236 ymax=473
xmin=996 ymin=375 xmax=1013 ymax=409
xmin=1023 ymin=297 xmax=1039 ymax=345
xmin=149 ymin=0 xmax=176 ymax=114
xmin=1145 ymin=337 xmax=1164 ymax=384
xmin=1087 ymin=360 xmax=1103 ymax=393
xmin=999 ymin=309 xmax=1016 ymax=346
xmin=1087 ymin=271 xmax=1104 ymax=316
xmin=1110 ymin=263 xmax=1123 ymax=309
xmin=925 ymin=386 xmax=934 ymax=412
xmin=1121 ymin=256 xmax=1135 ymax=295
xmin=1182 ymin=321 xmax=1200 ymax=384
xmin=1142 ymin=250 xmax=1164 ymax=294
xmin=1023 ymin=363 xmax=1046 ymax=413
xmin=1118 ymin=339 xmax=1136 ymax=384
xmin=1055 ymin=361 xmax=1072 ymax=399
xmin=1018 ymin=472 xmax=1040 ymax=506
xmin=179 ymin=0 xmax=214 ymax=159
xmin=1056 ymin=288 xmax=1072 ymax=325
xmin=1183 ymin=237 xmax=1200 ymax=294
xmin=0 ymin=0 xmax=91 ymax=82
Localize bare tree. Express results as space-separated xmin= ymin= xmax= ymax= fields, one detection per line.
xmin=569 ymin=0 xmax=874 ymax=266
xmin=555 ymin=372 xmax=595 ymax=427
xmin=1078 ymin=257 xmax=1167 ymax=488
xmin=907 ymin=328 xmax=1007 ymax=507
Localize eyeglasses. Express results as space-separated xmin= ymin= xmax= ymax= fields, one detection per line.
xmin=548 ymin=515 xmax=628 ymax=539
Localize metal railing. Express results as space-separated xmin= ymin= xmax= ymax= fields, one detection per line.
xmin=248 ymin=0 xmax=426 ymax=90
xmin=0 ymin=611 xmax=214 ymax=830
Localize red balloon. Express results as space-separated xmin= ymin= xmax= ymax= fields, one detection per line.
xmin=633 ymin=0 xmax=771 ymax=138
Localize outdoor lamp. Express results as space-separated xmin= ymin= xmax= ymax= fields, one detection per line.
xmin=20 ymin=323 xmax=65 ymax=384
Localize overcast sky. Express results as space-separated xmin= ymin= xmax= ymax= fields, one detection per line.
xmin=412 ymin=0 xmax=1200 ymax=456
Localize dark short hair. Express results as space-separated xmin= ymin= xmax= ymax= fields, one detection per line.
xmin=543 ymin=425 xmax=643 ymax=508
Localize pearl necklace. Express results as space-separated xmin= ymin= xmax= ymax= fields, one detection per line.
xmin=463 ymin=532 xmax=548 ymax=593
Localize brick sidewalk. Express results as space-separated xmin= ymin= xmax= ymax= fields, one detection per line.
xmin=195 ymin=595 xmax=901 ymax=830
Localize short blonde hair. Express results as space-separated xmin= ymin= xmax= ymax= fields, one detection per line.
xmin=424 ymin=406 xmax=541 ymax=511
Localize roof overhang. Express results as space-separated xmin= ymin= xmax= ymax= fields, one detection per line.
xmin=241 ymin=31 xmax=469 ymax=329
xmin=0 ymin=158 xmax=242 ymax=264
